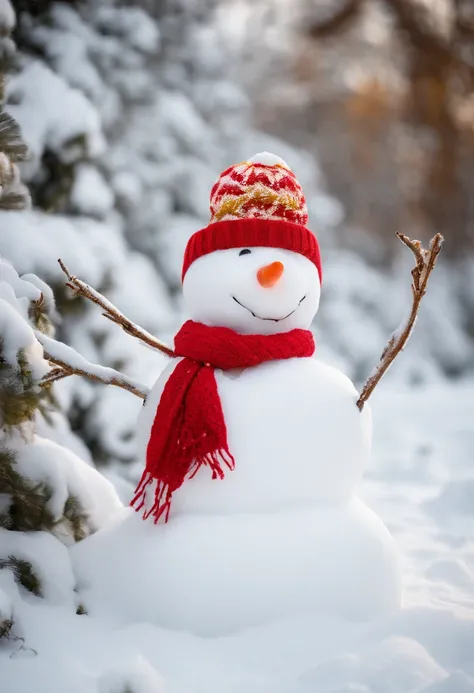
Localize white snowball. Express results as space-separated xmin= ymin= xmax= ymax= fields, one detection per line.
xmin=247 ymin=151 xmax=290 ymax=168
xmin=71 ymin=497 xmax=400 ymax=635
xmin=138 ymin=357 xmax=371 ymax=514
xmin=183 ymin=247 xmax=320 ymax=335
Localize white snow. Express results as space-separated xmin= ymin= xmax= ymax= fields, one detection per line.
xmin=72 ymin=496 xmax=400 ymax=634
xmin=159 ymin=90 xmax=214 ymax=157
xmin=70 ymin=165 xmax=114 ymax=219
xmin=10 ymin=436 xmax=123 ymax=539
xmin=7 ymin=61 xmax=105 ymax=178
xmin=0 ymin=211 xmax=117 ymax=286
xmin=0 ymin=578 xmax=13 ymax=624
xmin=0 ymin=265 xmax=50 ymax=387
xmin=35 ymin=409 xmax=93 ymax=464
xmin=247 ymin=151 xmax=290 ymax=167
xmin=0 ymin=0 xmax=14 ymax=31
xmin=3 ymin=380 xmax=474 ymax=693
xmin=20 ymin=274 xmax=56 ymax=317
xmin=36 ymin=332 xmax=149 ymax=400
xmin=94 ymin=7 xmax=160 ymax=55
xmin=98 ymin=656 xmax=165 ymax=693
xmin=0 ymin=261 xmax=41 ymax=302
xmin=0 ymin=529 xmax=75 ymax=606
xmin=0 ymin=298 xmax=35 ymax=364
xmin=138 ymin=356 xmax=372 ymax=514
xmin=182 ymin=247 xmax=321 ymax=335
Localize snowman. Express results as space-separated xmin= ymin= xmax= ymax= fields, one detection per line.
xmin=73 ymin=153 xmax=401 ymax=635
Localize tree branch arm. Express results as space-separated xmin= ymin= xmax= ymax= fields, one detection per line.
xmin=58 ymin=259 xmax=174 ymax=358
xmin=37 ymin=332 xmax=149 ymax=400
xmin=356 ymin=232 xmax=443 ymax=411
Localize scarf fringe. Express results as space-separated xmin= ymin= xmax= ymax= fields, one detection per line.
xmin=131 ymin=448 xmax=235 ymax=524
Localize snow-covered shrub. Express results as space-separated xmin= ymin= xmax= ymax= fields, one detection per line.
xmin=0 ymin=259 xmax=123 ymax=650
xmin=0 ymin=18 xmax=123 ymax=626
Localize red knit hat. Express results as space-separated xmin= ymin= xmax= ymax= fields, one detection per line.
xmin=182 ymin=152 xmax=322 ymax=282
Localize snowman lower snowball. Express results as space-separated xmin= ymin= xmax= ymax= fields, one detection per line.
xmin=72 ymin=153 xmax=401 ymax=634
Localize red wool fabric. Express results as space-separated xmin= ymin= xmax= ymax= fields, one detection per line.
xmin=131 ymin=320 xmax=315 ymax=523
xmin=182 ymin=218 xmax=322 ymax=283
xmin=209 ymin=161 xmax=308 ymax=226
xmin=181 ymin=158 xmax=322 ymax=283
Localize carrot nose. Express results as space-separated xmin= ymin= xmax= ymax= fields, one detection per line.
xmin=257 ymin=261 xmax=284 ymax=288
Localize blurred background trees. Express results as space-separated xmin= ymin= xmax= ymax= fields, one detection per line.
xmin=238 ymin=0 xmax=474 ymax=261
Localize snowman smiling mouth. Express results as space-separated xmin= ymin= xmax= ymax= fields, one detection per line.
xmin=232 ymin=295 xmax=307 ymax=322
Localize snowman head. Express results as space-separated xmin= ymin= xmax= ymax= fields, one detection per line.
xmin=182 ymin=153 xmax=322 ymax=335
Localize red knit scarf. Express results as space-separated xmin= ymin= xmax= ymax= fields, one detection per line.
xmin=131 ymin=320 xmax=315 ymax=523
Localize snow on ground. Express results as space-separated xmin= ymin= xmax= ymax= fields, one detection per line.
xmin=11 ymin=435 xmax=123 ymax=542
xmin=2 ymin=376 xmax=474 ymax=693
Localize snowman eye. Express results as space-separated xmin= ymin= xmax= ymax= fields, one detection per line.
xmin=239 ymin=249 xmax=251 ymax=256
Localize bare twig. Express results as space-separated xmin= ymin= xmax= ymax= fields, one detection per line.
xmin=356 ymin=232 xmax=444 ymax=411
xmin=57 ymin=259 xmax=175 ymax=358
xmin=40 ymin=371 xmax=71 ymax=386
xmin=37 ymin=332 xmax=148 ymax=400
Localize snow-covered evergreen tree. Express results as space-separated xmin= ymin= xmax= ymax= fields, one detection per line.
xmin=0 ymin=258 xmax=124 ymax=651
xmin=0 ymin=5 xmax=122 ymax=646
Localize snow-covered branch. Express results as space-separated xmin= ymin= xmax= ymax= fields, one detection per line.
xmin=37 ymin=332 xmax=149 ymax=400
xmin=356 ymin=232 xmax=444 ymax=411
xmin=57 ymin=259 xmax=175 ymax=358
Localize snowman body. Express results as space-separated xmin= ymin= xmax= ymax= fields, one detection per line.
xmin=138 ymin=355 xmax=372 ymax=515
xmin=72 ymin=487 xmax=400 ymax=635
xmin=72 ymin=153 xmax=401 ymax=635
xmin=128 ymin=354 xmax=401 ymax=633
